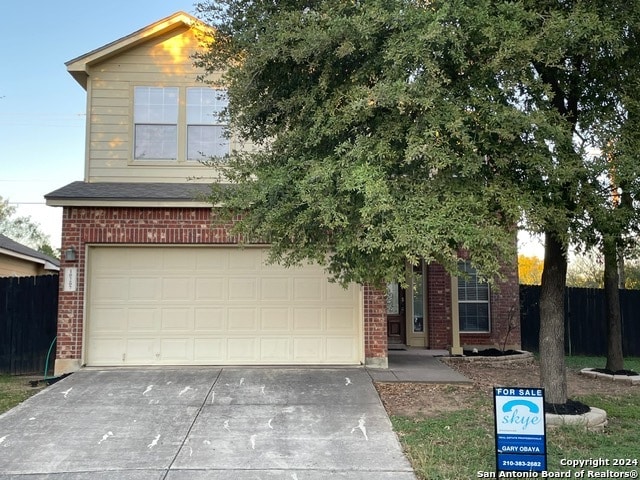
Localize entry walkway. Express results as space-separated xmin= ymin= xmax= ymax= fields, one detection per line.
xmin=367 ymin=349 xmax=472 ymax=383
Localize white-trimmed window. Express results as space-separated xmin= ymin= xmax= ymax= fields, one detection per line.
xmin=134 ymin=87 xmax=179 ymax=160
xmin=133 ymin=86 xmax=229 ymax=161
xmin=187 ymin=87 xmax=229 ymax=160
xmin=458 ymin=261 xmax=490 ymax=332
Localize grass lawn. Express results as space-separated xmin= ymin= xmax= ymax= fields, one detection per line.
xmin=0 ymin=375 xmax=44 ymax=415
xmin=389 ymin=356 xmax=640 ymax=480
xmin=563 ymin=354 xmax=640 ymax=372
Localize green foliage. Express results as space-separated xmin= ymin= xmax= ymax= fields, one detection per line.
xmin=195 ymin=0 xmax=544 ymax=285
xmin=566 ymin=250 xmax=604 ymax=288
xmin=194 ymin=0 xmax=640 ymax=292
xmin=623 ymin=262 xmax=640 ymax=289
xmin=565 ymin=249 xmax=640 ymax=289
xmin=0 ymin=196 xmax=57 ymax=258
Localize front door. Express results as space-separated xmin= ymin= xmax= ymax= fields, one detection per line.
xmin=386 ymin=282 xmax=406 ymax=346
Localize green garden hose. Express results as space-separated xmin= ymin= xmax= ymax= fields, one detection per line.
xmin=43 ymin=336 xmax=57 ymax=380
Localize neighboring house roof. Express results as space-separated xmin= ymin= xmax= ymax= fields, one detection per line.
xmin=66 ymin=11 xmax=210 ymax=89
xmin=45 ymin=181 xmax=216 ymax=207
xmin=0 ymin=234 xmax=60 ymax=272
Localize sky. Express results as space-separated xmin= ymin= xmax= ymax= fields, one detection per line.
xmin=0 ymin=1 xmax=196 ymax=249
xmin=0 ymin=1 xmax=544 ymax=257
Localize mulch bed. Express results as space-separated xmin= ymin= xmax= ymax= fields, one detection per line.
xmin=463 ymin=348 xmax=522 ymax=357
xmin=376 ymin=357 xmax=638 ymax=418
xmin=591 ymin=368 xmax=639 ymax=376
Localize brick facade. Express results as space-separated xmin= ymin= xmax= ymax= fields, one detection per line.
xmin=460 ymin=261 xmax=521 ymax=351
xmin=56 ymin=206 xmax=390 ymax=369
xmin=425 ymin=259 xmax=521 ymax=351
xmin=426 ymin=263 xmax=453 ymax=349
xmin=56 ymin=205 xmax=518 ymax=372
xmin=363 ymin=285 xmax=388 ymax=367
xmin=57 ymin=206 xmax=236 ymax=366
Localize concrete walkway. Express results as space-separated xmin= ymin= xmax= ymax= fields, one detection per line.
xmin=367 ymin=349 xmax=472 ymax=383
xmin=0 ymin=367 xmax=415 ymax=479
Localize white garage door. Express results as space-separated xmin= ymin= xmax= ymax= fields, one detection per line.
xmin=86 ymin=247 xmax=362 ymax=366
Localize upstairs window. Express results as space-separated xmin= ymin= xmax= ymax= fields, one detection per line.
xmin=458 ymin=261 xmax=490 ymax=332
xmin=134 ymin=87 xmax=179 ymax=160
xmin=133 ymin=86 xmax=229 ymax=162
xmin=187 ymin=88 xmax=229 ymax=161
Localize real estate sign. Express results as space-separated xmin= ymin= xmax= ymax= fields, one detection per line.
xmin=494 ymin=387 xmax=547 ymax=473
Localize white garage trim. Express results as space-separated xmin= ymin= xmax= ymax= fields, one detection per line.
xmin=85 ymin=246 xmax=363 ymax=366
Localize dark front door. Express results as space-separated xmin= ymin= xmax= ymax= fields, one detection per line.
xmin=386 ymin=282 xmax=406 ymax=346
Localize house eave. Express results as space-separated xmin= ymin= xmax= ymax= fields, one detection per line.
xmin=44 ymin=181 xmax=222 ymax=207
xmin=0 ymin=248 xmax=60 ymax=272
xmin=46 ymin=199 xmax=213 ymax=208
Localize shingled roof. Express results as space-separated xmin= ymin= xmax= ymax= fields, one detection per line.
xmin=0 ymin=234 xmax=60 ymax=271
xmin=45 ymin=181 xmax=220 ymax=207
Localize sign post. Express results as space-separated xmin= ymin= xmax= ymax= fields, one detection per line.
xmin=494 ymin=387 xmax=547 ymax=473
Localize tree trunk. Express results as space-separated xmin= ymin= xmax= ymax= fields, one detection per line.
xmin=539 ymin=231 xmax=568 ymax=405
xmin=604 ymin=237 xmax=624 ymax=372
xmin=617 ymin=246 xmax=626 ymax=289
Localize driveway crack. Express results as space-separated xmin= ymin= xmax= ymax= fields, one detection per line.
xmin=162 ymin=369 xmax=222 ymax=478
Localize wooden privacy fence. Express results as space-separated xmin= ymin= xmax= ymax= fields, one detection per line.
xmin=520 ymin=285 xmax=640 ymax=356
xmin=0 ymin=275 xmax=58 ymax=375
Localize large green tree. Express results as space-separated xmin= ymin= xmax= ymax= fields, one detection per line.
xmin=0 ymin=196 xmax=57 ymax=258
xmin=495 ymin=0 xmax=640 ymax=404
xmin=195 ymin=0 xmax=528 ymax=285
xmin=196 ymin=0 xmax=640 ymax=404
xmin=589 ymin=102 xmax=640 ymax=373
xmin=541 ymin=1 xmax=640 ymax=376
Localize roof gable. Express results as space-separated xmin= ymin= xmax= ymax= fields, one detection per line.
xmin=66 ymin=11 xmax=211 ymax=89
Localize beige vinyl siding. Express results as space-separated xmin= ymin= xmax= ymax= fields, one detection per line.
xmin=85 ymin=27 xmax=229 ymax=183
xmin=88 ymin=164 xmax=221 ymax=183
xmin=92 ymin=80 xmax=130 ymax=91
xmin=0 ymin=256 xmax=51 ymax=277
xmin=91 ymin=124 xmax=129 ymax=134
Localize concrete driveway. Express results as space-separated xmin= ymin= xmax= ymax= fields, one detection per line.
xmin=0 ymin=368 xmax=415 ymax=479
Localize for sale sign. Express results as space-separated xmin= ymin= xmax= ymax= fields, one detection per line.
xmin=494 ymin=387 xmax=547 ymax=473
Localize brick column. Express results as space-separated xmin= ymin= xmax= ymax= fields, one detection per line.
xmin=427 ymin=263 xmax=453 ymax=350
xmin=363 ymin=284 xmax=388 ymax=368
xmin=55 ymin=208 xmax=85 ymax=374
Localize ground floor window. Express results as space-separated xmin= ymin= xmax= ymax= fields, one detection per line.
xmin=458 ymin=261 xmax=490 ymax=332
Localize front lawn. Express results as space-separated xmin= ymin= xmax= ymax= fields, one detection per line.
xmin=564 ymin=355 xmax=640 ymax=373
xmin=379 ymin=356 xmax=640 ymax=480
xmin=392 ymin=392 xmax=640 ymax=479
xmin=0 ymin=375 xmax=43 ymax=415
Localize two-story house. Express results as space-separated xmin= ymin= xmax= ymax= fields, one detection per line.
xmin=46 ymin=12 xmax=521 ymax=375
